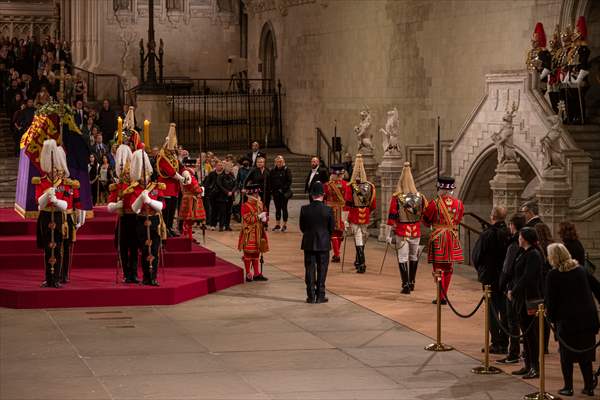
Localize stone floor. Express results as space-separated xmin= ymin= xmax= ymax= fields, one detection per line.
xmin=0 ymin=199 xmax=591 ymax=399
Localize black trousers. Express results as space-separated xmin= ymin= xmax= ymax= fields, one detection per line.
xmin=489 ymin=288 xmax=509 ymax=348
xmin=136 ymin=215 xmax=161 ymax=282
xmin=59 ymin=214 xmax=75 ymax=282
xmin=520 ymin=309 xmax=539 ymax=370
xmin=504 ymin=297 xmax=521 ymax=358
xmin=304 ymin=250 xmax=329 ymax=300
xmin=163 ymin=196 xmax=177 ymax=232
xmin=565 ymin=86 xmax=589 ymax=124
xmin=213 ymin=199 xmax=232 ymax=228
xmin=117 ymin=213 xmax=139 ymax=279
xmin=561 ymin=359 xmax=594 ymax=390
xmin=272 ymin=192 xmax=289 ymax=222
xmin=38 ymin=211 xmax=65 ymax=284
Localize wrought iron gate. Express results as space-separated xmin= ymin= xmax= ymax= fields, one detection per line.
xmin=168 ymin=79 xmax=284 ymax=152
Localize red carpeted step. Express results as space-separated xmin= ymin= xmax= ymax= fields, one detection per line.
xmin=0 ymin=247 xmax=215 ymax=269
xmin=0 ymin=217 xmax=117 ymax=236
xmin=0 ymin=235 xmax=193 ymax=253
xmin=0 ymin=267 xmax=244 ymax=308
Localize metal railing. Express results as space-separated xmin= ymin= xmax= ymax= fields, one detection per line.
xmin=72 ymin=67 xmax=125 ymax=106
xmin=316 ymin=127 xmax=334 ymax=168
xmin=459 ymin=221 xmax=482 ymax=266
xmin=168 ymin=80 xmax=284 ymax=151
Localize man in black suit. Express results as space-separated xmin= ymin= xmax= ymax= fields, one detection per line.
xmin=73 ymin=99 xmax=88 ymax=131
xmin=520 ymin=200 xmax=542 ymax=227
xmin=304 ymin=156 xmax=329 ymax=198
xmin=246 ymin=141 xmax=266 ymax=167
xmin=300 ymin=181 xmax=335 ymax=304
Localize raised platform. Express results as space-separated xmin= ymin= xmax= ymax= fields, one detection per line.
xmin=0 ymin=207 xmax=244 ymax=309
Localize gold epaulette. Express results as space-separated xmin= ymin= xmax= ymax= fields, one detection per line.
xmin=65 ymin=178 xmax=80 ymax=189
xmin=31 ymin=177 xmax=41 ymax=185
xmin=122 ymin=181 xmax=139 ymax=195
xmin=392 ymin=191 xmax=402 ymax=198
xmin=157 ymin=182 xmax=166 ymax=190
xmin=109 ymin=183 xmax=118 ymax=192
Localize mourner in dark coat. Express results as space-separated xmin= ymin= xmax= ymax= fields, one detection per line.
xmin=304 ymin=156 xmax=329 ymax=197
xmin=545 ymin=243 xmax=600 ymax=397
xmin=472 ymin=206 xmax=510 ymax=353
xmin=299 ymin=182 xmax=335 ymax=304
xmin=508 ymin=227 xmax=544 ymax=380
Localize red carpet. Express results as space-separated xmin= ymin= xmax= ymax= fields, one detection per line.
xmin=0 ymin=207 xmax=244 ymax=308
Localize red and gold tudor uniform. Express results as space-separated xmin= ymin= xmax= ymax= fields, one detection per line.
xmin=156 ymin=123 xmax=185 ymax=236
xmin=324 ymin=164 xmax=348 ymax=263
xmin=33 ymin=175 xmax=81 ymax=287
xmin=238 ymin=184 xmax=269 ymax=282
xmin=179 ymin=165 xmax=206 ymax=240
xmin=344 ymin=155 xmax=376 ymax=274
xmin=422 ymin=176 xmax=464 ymax=301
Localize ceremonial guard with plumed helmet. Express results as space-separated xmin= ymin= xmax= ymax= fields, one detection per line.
xmin=562 ymin=16 xmax=591 ymax=124
xmin=344 ymin=154 xmax=376 ymax=274
xmin=156 ymin=123 xmax=185 ymax=237
xmin=526 ymin=22 xmax=552 ymax=95
xmin=386 ymin=162 xmax=427 ymax=294
xmin=130 ymin=148 xmax=167 ymax=286
xmin=33 ymin=139 xmax=86 ymax=287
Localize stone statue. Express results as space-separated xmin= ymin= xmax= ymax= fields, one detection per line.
xmin=541 ymin=115 xmax=565 ymax=170
xmin=379 ymin=107 xmax=401 ymax=156
xmin=492 ymin=105 xmax=519 ymax=165
xmin=167 ymin=0 xmax=183 ymax=11
xmin=355 ymin=107 xmax=373 ymax=154
xmin=113 ymin=0 xmax=130 ymax=12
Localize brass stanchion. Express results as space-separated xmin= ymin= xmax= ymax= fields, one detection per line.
xmin=472 ymin=285 xmax=502 ymax=374
xmin=524 ymin=304 xmax=560 ymax=400
xmin=425 ymin=270 xmax=453 ymax=352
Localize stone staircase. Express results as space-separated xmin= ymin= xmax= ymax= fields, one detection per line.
xmin=0 ymin=112 xmax=18 ymax=208
xmin=568 ymin=124 xmax=600 ymax=195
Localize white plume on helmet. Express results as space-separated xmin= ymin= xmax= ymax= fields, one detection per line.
xmin=40 ymin=139 xmax=70 ymax=177
xmin=115 ymin=144 xmax=133 ymax=179
xmin=164 ymin=123 xmax=178 ymax=150
xmin=396 ymin=162 xmax=417 ymax=194
xmin=349 ymin=154 xmax=367 ymax=183
xmin=129 ymin=149 xmax=153 ymax=182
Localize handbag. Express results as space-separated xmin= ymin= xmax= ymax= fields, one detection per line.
xmin=283 ymin=188 xmax=293 ymax=200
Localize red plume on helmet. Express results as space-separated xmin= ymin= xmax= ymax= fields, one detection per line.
xmin=533 ymin=22 xmax=547 ymax=48
xmin=575 ymin=16 xmax=588 ymax=41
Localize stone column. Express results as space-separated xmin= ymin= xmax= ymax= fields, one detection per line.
xmin=376 ymin=153 xmax=402 ymax=240
xmin=536 ymin=168 xmax=571 ymax=234
xmin=489 ymin=160 xmax=525 ymax=216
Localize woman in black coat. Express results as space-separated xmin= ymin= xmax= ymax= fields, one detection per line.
xmin=508 ymin=227 xmax=544 ymax=380
xmin=215 ymin=162 xmax=237 ymax=231
xmin=546 ymin=243 xmax=600 ymax=397
xmin=558 ymin=221 xmax=586 ymax=268
xmin=269 ymin=155 xmax=292 ymax=232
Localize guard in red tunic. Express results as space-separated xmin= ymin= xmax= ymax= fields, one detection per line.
xmin=238 ymin=183 xmax=269 ymax=282
xmin=422 ymin=176 xmax=464 ymax=304
xmin=386 ymin=162 xmax=427 ymax=294
xmin=324 ymin=164 xmax=348 ymax=263
xmin=344 ymin=154 xmax=376 ymax=274
xmin=179 ymin=159 xmax=206 ymax=241
xmin=107 ymin=143 xmax=141 ymax=283
xmin=156 ymin=123 xmax=185 ymax=237
xmin=33 ymin=139 xmax=86 ymax=287
xmin=130 ymin=148 xmax=167 ymax=286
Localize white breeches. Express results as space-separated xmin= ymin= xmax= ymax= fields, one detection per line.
xmin=395 ymin=236 xmax=420 ymax=263
xmin=351 ymin=224 xmax=368 ymax=246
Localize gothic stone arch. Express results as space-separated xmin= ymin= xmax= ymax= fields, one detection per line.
xmin=259 ymin=21 xmax=277 ymax=90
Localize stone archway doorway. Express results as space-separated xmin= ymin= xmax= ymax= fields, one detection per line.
xmin=459 ymin=148 xmax=537 ymax=262
xmin=259 ymin=22 xmax=277 ymax=92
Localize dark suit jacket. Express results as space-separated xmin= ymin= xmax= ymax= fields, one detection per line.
xmin=74 ymin=109 xmax=88 ymax=129
xmin=300 ymin=201 xmax=334 ymax=252
xmin=246 ymin=151 xmax=266 ymax=166
xmin=304 ymin=167 xmax=329 ymax=193
xmin=525 ymin=216 xmax=543 ymax=228
xmin=511 ymin=246 xmax=544 ymax=313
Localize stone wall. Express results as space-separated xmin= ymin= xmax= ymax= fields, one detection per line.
xmin=69 ymin=0 xmax=240 ymax=81
xmin=246 ymin=0 xmax=562 ymax=156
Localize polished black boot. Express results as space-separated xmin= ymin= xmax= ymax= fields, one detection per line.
xmin=357 ymin=246 xmax=366 ymax=273
xmin=399 ymin=262 xmax=410 ymax=294
xmin=354 ymin=246 xmax=360 ymax=270
xmin=409 ymin=260 xmax=418 ymax=291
